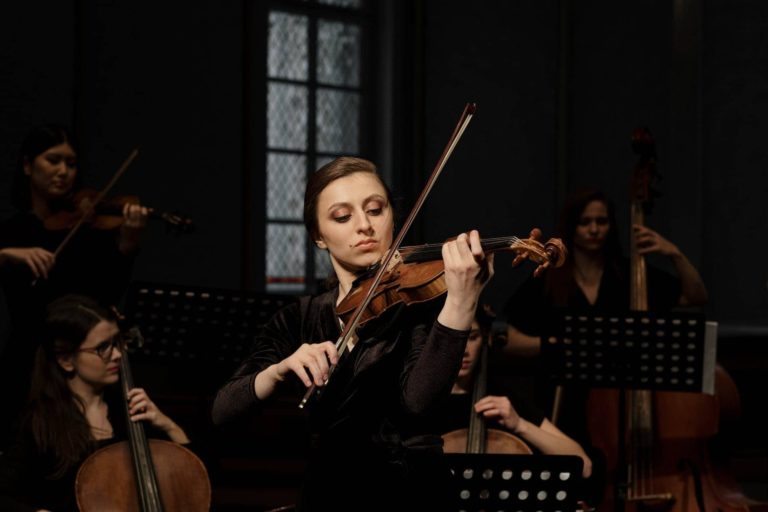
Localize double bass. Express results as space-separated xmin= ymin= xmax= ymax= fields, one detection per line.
xmin=75 ymin=325 xmax=211 ymax=511
xmin=586 ymin=127 xmax=761 ymax=512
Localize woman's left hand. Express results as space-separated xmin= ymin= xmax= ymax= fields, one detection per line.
xmin=127 ymin=387 xmax=172 ymax=431
xmin=633 ymin=224 xmax=680 ymax=257
xmin=475 ymin=395 xmax=521 ymax=433
xmin=122 ymin=202 xmax=150 ymax=230
xmin=127 ymin=387 xmax=190 ymax=443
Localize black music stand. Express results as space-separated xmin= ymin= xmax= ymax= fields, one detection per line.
xmin=541 ymin=310 xmax=718 ymax=512
xmin=122 ymin=281 xmax=295 ymax=391
xmin=444 ymin=453 xmax=583 ymax=512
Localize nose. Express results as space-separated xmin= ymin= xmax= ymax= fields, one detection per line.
xmin=356 ymin=211 xmax=373 ymax=234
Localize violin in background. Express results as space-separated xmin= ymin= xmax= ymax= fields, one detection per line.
xmin=44 ymin=188 xmax=194 ymax=235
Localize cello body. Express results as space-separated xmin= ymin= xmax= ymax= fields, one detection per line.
xmin=75 ymin=439 xmax=211 ymax=511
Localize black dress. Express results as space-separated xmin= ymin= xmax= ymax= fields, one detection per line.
xmin=212 ymin=287 xmax=470 ymax=512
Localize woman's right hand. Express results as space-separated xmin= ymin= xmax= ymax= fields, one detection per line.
xmin=0 ymin=247 xmax=55 ymax=278
xmin=275 ymin=341 xmax=339 ymax=388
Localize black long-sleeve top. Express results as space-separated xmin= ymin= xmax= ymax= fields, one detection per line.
xmin=212 ymin=287 xmax=470 ymax=511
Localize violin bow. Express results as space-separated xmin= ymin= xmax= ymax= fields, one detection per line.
xmin=299 ymin=102 xmax=477 ymax=409
xmin=51 ymin=147 xmax=140 ymax=259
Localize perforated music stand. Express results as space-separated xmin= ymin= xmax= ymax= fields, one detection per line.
xmin=540 ymin=310 xmax=718 ymax=512
xmin=444 ymin=453 xmax=583 ymax=512
xmin=122 ymin=280 xmax=295 ymax=391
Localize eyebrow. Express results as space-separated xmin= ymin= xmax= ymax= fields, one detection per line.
xmin=326 ymin=194 xmax=387 ymax=212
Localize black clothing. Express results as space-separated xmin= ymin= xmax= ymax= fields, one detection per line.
xmin=0 ymin=211 xmax=135 ymax=447
xmin=212 ymin=288 xmax=470 ymax=512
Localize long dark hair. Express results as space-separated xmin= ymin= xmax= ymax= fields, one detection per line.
xmin=26 ymin=294 xmax=117 ymax=478
xmin=545 ymin=188 xmax=623 ymax=305
xmin=11 ymin=123 xmax=80 ymax=211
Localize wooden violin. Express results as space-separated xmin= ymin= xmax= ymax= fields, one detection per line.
xmin=337 ymin=233 xmax=567 ymax=327
xmin=44 ymin=187 xmax=194 ymax=235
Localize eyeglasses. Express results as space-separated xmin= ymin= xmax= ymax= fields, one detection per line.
xmin=76 ymin=334 xmax=128 ymax=362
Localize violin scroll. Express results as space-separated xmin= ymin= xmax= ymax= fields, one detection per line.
xmin=510 ymin=229 xmax=567 ymax=277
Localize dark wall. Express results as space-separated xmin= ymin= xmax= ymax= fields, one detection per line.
xmin=420 ymin=0 xmax=559 ymax=317
xmin=0 ymin=1 xmax=245 ymax=293
xmin=419 ymin=0 xmax=768 ymax=326
xmin=2 ymin=1 xmax=767 ymax=324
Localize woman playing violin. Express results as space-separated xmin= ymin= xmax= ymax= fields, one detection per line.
xmin=0 ymin=124 xmax=149 ymax=447
xmin=0 ymin=294 xmax=190 ymax=512
xmin=213 ymin=156 xmax=493 ymax=511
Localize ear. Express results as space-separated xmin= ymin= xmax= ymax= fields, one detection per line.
xmin=316 ymin=239 xmax=327 ymax=249
xmin=22 ymin=157 xmax=31 ymax=176
xmin=57 ymin=354 xmax=75 ymax=373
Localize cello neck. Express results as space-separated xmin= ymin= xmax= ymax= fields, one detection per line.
xmin=466 ymin=343 xmax=489 ymax=454
xmin=120 ymin=352 xmax=165 ymax=511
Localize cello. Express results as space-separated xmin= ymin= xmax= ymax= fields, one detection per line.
xmin=75 ymin=324 xmax=211 ymax=511
xmin=442 ymin=306 xmax=533 ymax=455
xmin=586 ymin=127 xmax=762 ymax=512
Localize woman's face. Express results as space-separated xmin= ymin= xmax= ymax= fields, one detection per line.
xmin=24 ymin=142 xmax=77 ymax=203
xmin=458 ymin=320 xmax=483 ymax=381
xmin=315 ymin=172 xmax=394 ymax=276
xmin=573 ymin=200 xmax=610 ymax=253
xmin=61 ymin=320 xmax=122 ymax=389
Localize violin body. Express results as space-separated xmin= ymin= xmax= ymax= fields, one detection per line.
xmin=337 ymin=236 xmax=566 ymax=327
xmin=442 ymin=427 xmax=533 ymax=455
xmin=75 ymin=439 xmax=211 ymax=511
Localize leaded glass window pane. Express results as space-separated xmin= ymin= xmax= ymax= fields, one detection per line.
xmin=266 ymin=223 xmax=306 ymax=291
xmin=267 ymin=153 xmax=306 ymax=219
xmin=268 ymin=12 xmax=308 ymax=80
xmin=317 ymin=20 xmax=360 ymax=87
xmin=318 ymin=0 xmax=362 ymax=8
xmin=316 ymin=88 xmax=359 ymax=153
xmin=268 ymin=83 xmax=308 ymax=150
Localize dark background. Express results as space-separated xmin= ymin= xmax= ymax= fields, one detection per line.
xmin=2 ymin=1 xmax=767 ymax=509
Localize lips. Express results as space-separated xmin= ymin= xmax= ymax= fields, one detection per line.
xmin=355 ymin=238 xmax=378 ymax=248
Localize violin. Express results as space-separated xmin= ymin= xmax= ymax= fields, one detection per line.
xmin=44 ymin=188 xmax=194 ymax=234
xmin=337 ymin=234 xmax=567 ymax=327
xmin=75 ymin=325 xmax=211 ymax=511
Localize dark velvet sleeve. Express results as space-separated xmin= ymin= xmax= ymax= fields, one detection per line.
xmin=399 ymin=320 xmax=470 ymax=416
xmin=211 ymin=302 xmax=304 ymax=426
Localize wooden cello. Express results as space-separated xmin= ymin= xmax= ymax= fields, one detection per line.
xmin=442 ymin=313 xmax=533 ymax=455
xmin=75 ymin=325 xmax=211 ymax=511
xmin=586 ymin=127 xmax=761 ymax=512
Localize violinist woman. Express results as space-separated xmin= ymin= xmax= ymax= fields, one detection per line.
xmin=0 ymin=294 xmax=190 ymax=512
xmin=435 ymin=306 xmax=593 ymax=478
xmin=0 ymin=124 xmax=149 ymax=447
xmin=213 ymin=156 xmax=493 ymax=511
